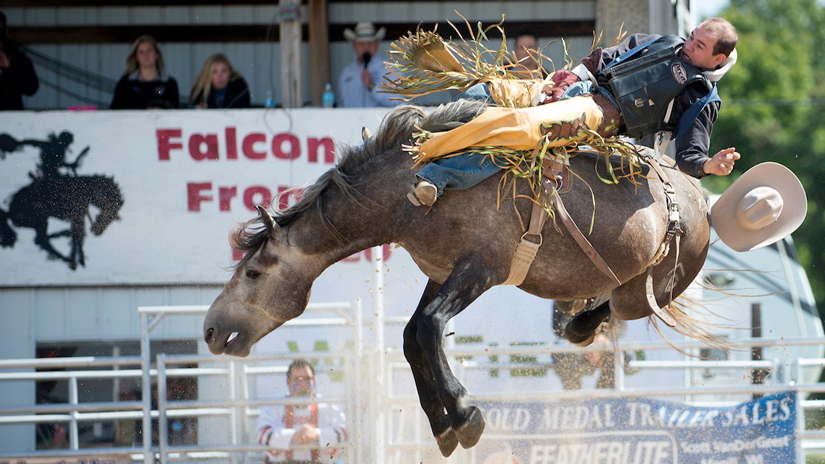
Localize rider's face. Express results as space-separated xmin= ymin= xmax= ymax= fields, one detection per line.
xmin=681 ymin=27 xmax=726 ymax=70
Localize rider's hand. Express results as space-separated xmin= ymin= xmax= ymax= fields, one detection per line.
xmin=0 ymin=51 xmax=9 ymax=70
xmin=702 ymin=147 xmax=740 ymax=176
xmin=540 ymin=70 xmax=581 ymax=104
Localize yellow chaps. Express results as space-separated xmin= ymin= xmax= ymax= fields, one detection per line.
xmin=417 ymin=95 xmax=617 ymax=163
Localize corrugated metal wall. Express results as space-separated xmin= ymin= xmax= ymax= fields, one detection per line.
xmin=3 ymin=2 xmax=597 ymax=109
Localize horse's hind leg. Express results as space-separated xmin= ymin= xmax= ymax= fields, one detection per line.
xmin=0 ymin=208 xmax=16 ymax=248
xmin=416 ymin=253 xmax=496 ymax=450
xmin=404 ymin=279 xmax=458 ymax=457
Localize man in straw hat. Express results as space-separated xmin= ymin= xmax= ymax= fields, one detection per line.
xmin=337 ymin=21 xmax=397 ymax=108
xmin=406 ymin=18 xmax=742 ymax=207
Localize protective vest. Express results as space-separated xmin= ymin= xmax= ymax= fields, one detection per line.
xmin=599 ymin=35 xmax=713 ymax=140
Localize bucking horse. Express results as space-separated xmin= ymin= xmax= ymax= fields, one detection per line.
xmin=202 ymin=99 xmax=711 ymax=456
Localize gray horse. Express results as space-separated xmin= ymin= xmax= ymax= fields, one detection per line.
xmin=202 ymin=100 xmax=710 ymax=456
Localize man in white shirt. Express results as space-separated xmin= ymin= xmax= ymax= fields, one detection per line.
xmin=337 ymin=21 xmax=397 ymax=108
xmin=256 ymin=359 xmax=347 ymax=464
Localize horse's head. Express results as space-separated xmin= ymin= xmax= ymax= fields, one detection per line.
xmin=89 ymin=176 xmax=124 ymax=235
xmin=203 ymin=206 xmax=314 ymax=357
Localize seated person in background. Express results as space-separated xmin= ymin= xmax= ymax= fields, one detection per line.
xmin=190 ymin=54 xmax=250 ymax=109
xmin=257 ymin=359 xmax=347 ymax=464
xmin=110 ymin=35 xmax=179 ymax=109
xmin=512 ymin=29 xmax=547 ymax=78
xmin=0 ymin=11 xmax=39 ymax=110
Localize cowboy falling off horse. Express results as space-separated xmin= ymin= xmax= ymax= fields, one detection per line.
xmin=202 ymin=17 xmax=807 ymax=457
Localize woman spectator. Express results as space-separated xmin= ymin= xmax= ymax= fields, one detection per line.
xmin=110 ymin=35 xmax=179 ymax=109
xmin=190 ymin=54 xmax=250 ymax=109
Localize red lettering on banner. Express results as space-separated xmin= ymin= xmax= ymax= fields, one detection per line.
xmin=157 ymin=129 xmax=183 ymax=161
xmin=340 ymin=245 xmax=393 ymax=262
xmin=187 ymin=182 xmax=213 ymax=211
xmin=364 ymin=245 xmax=392 ymax=262
xmin=243 ymin=186 xmax=272 ymax=211
xmin=158 ymin=128 xmax=337 ymax=163
xmin=232 ymin=248 xmax=246 ymax=261
xmin=307 ymin=137 xmax=335 ymax=163
xmin=242 ymin=133 xmax=267 ymax=160
xmin=219 ymin=186 xmax=237 ymax=211
xmin=226 ymin=127 xmax=238 ymax=160
xmin=272 ymin=133 xmax=300 ymax=160
xmin=189 ymin=134 xmax=219 ymax=161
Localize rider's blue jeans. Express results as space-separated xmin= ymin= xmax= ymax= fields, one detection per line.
xmin=415 ymin=83 xmax=500 ymax=194
xmin=416 ymin=81 xmax=593 ymax=195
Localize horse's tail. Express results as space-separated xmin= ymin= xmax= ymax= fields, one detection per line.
xmin=0 ymin=207 xmax=17 ymax=248
xmin=650 ymin=291 xmax=732 ymax=354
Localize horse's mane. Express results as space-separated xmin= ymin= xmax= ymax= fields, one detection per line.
xmin=230 ymin=99 xmax=489 ymax=267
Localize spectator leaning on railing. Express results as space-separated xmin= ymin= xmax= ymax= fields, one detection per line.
xmin=257 ymin=359 xmax=347 ymax=464
xmin=0 ymin=11 xmax=39 ymax=111
xmin=110 ymin=35 xmax=179 ymax=110
xmin=190 ymin=54 xmax=250 ymax=109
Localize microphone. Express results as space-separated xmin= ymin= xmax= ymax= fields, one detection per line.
xmin=362 ymin=52 xmax=372 ymax=68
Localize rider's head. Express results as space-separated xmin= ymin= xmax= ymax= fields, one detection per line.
xmin=58 ymin=132 xmax=73 ymax=146
xmin=682 ymin=18 xmax=737 ymax=70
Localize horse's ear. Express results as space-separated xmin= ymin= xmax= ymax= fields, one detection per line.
xmin=255 ymin=205 xmax=277 ymax=238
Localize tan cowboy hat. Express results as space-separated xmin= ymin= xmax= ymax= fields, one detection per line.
xmin=711 ymin=162 xmax=807 ymax=252
xmin=343 ymin=22 xmax=386 ymax=42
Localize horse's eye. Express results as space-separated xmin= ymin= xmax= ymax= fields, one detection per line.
xmin=246 ymin=270 xmax=261 ymax=279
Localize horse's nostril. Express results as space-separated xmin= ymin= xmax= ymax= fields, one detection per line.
xmin=205 ymin=327 xmax=214 ymax=342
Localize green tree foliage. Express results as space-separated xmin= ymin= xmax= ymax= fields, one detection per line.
xmin=707 ymin=0 xmax=825 ymax=311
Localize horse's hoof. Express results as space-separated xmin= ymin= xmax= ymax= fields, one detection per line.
xmin=455 ymin=406 xmax=485 ymax=449
xmin=564 ymin=329 xmax=596 ymax=347
xmin=435 ymin=426 xmax=459 ymax=457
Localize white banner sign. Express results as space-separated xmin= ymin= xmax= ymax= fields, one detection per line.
xmin=0 ymin=108 xmax=396 ymax=286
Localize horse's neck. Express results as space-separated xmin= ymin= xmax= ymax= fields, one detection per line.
xmin=290 ymin=149 xmax=407 ymax=265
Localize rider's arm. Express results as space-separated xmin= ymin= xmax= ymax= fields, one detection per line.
xmin=673 ymin=100 xmax=720 ymax=179
xmin=580 ymin=33 xmax=661 ymax=75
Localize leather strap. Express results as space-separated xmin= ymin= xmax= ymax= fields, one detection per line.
xmin=502 ymin=201 xmax=546 ymax=286
xmin=544 ymin=177 xmax=622 ymax=286
xmin=639 ymin=152 xmax=683 ymax=327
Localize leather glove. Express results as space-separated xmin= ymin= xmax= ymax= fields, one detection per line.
xmin=543 ymin=70 xmax=581 ymax=104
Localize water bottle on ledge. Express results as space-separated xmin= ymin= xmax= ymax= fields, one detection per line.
xmin=264 ymin=90 xmax=274 ymax=108
xmin=323 ymin=83 xmax=335 ymax=109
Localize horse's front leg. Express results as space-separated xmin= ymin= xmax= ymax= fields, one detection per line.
xmin=404 ymin=279 xmax=459 ymax=457
xmin=416 ymin=253 xmax=496 ymax=450
xmin=71 ymin=217 xmax=86 ymax=268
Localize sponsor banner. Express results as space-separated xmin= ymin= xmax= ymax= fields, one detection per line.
xmin=474 ymin=391 xmax=795 ymax=464
xmin=0 ymin=456 xmax=132 ymax=464
xmin=0 ymin=108 xmax=402 ymax=286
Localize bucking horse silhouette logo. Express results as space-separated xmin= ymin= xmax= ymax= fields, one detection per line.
xmin=0 ymin=131 xmax=124 ymax=270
